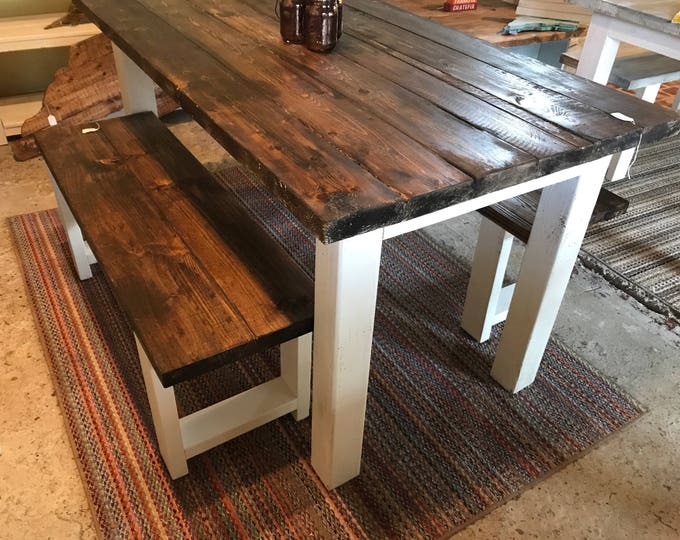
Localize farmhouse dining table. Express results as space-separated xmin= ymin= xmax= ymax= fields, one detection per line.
xmin=74 ymin=0 xmax=680 ymax=489
xmin=571 ymin=0 xmax=680 ymax=178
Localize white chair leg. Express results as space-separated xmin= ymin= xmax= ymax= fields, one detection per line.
xmin=280 ymin=332 xmax=312 ymax=421
xmin=136 ymin=335 xmax=189 ymax=479
xmin=673 ymin=89 xmax=680 ymax=111
xmin=461 ymin=217 xmax=515 ymax=342
xmin=48 ymin=173 xmax=95 ymax=280
xmin=607 ymin=83 xmax=661 ymax=181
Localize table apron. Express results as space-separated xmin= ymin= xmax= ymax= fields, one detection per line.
xmin=383 ymin=158 xmax=613 ymax=240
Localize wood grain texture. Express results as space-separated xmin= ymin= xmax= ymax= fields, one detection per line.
xmin=73 ymin=0 xmax=680 ymax=242
xmin=349 ymin=0 xmax=680 ymax=132
xmin=35 ymin=113 xmax=314 ymax=386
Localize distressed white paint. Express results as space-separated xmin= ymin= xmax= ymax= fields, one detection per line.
xmin=461 ymin=217 xmax=515 ymax=342
xmin=311 ymin=229 xmax=383 ymax=489
xmin=490 ymin=156 xmax=611 ymax=393
xmin=112 ymin=44 xmax=158 ymax=116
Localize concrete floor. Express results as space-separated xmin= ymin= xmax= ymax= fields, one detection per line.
xmin=0 ymin=118 xmax=678 ymax=539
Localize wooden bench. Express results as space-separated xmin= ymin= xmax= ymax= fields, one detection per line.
xmin=35 ymin=112 xmax=314 ymax=479
xmin=561 ymin=48 xmax=680 ymax=110
xmin=461 ymin=187 xmax=628 ymax=342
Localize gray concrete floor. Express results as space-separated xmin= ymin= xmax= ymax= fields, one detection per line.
xmin=0 ymin=119 xmax=678 ymax=539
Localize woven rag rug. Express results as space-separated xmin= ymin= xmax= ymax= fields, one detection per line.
xmin=581 ymin=135 xmax=680 ymax=321
xmin=10 ymin=164 xmax=644 ymax=539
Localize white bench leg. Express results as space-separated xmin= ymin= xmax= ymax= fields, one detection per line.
xmin=490 ymin=157 xmax=610 ymax=393
xmin=607 ymin=83 xmax=661 ymax=181
xmin=636 ymin=83 xmax=662 ymax=103
xmin=48 ymin=172 xmax=96 ymax=280
xmin=136 ymin=335 xmax=189 ymax=479
xmin=461 ymin=217 xmax=515 ymax=343
xmin=0 ymin=120 xmax=7 ymax=146
xmin=281 ymin=333 xmax=312 ymax=421
xmin=137 ymin=331 xmax=312 ymax=480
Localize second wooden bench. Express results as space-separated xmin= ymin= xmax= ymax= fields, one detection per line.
xmin=35 ymin=112 xmax=314 ymax=479
xmin=462 ymin=187 xmax=628 ymax=342
xmin=561 ymin=48 xmax=680 ymax=110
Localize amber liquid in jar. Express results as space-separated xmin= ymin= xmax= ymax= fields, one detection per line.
xmin=279 ymin=0 xmax=305 ymax=44
xmin=304 ymin=0 xmax=339 ymax=53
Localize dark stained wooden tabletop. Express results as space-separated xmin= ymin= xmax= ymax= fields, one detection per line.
xmin=75 ymin=0 xmax=680 ymax=242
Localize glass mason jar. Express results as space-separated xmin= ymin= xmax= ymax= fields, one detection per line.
xmin=304 ymin=0 xmax=339 ymax=53
xmin=279 ymin=0 xmax=305 ymax=44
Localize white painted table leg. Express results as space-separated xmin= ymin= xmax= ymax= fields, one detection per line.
xmin=112 ymin=44 xmax=158 ymax=115
xmin=311 ymin=229 xmax=383 ymax=489
xmin=576 ymin=16 xmax=620 ymax=85
xmin=136 ymin=335 xmax=188 ymax=479
xmin=490 ymin=157 xmax=611 ymax=393
xmin=49 ymin=173 xmax=96 ymax=280
xmin=280 ymin=332 xmax=312 ymax=421
xmin=461 ymin=217 xmax=514 ymax=342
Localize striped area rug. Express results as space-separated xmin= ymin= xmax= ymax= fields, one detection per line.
xmin=10 ymin=164 xmax=643 ymax=539
xmin=581 ymin=135 xmax=680 ymax=320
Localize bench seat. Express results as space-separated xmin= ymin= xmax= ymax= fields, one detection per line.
xmin=35 ymin=112 xmax=314 ymax=478
xmin=479 ymin=187 xmax=629 ymax=244
xmin=561 ymin=49 xmax=680 ymax=92
xmin=462 ymin=187 xmax=629 ymax=342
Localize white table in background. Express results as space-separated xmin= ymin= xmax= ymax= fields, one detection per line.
xmin=572 ymin=0 xmax=680 ymax=178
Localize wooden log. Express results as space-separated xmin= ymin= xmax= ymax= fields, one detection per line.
xmin=44 ymin=2 xmax=91 ymax=28
xmin=11 ymin=33 xmax=177 ymax=161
